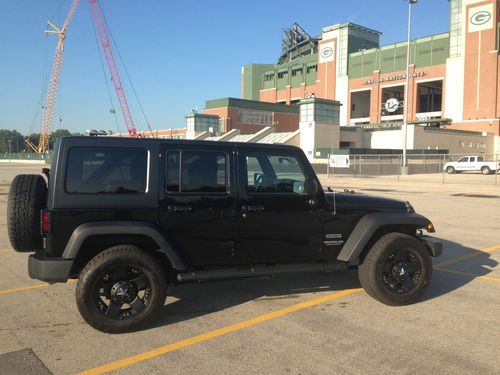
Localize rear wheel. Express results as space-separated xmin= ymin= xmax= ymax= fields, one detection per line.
xmin=446 ymin=166 xmax=455 ymax=174
xmin=481 ymin=166 xmax=491 ymax=175
xmin=76 ymin=245 xmax=167 ymax=333
xmin=358 ymin=233 xmax=432 ymax=306
xmin=7 ymin=174 xmax=47 ymax=252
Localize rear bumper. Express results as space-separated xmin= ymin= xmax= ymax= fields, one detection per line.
xmin=420 ymin=236 xmax=443 ymax=257
xmin=28 ymin=253 xmax=74 ymax=283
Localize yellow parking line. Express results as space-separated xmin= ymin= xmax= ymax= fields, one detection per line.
xmin=76 ymin=288 xmax=362 ymax=375
xmin=0 ymin=279 xmax=76 ymax=296
xmin=0 ymin=283 xmax=49 ymax=296
xmin=435 ymin=267 xmax=500 ymax=283
xmin=434 ymin=244 xmax=500 ymax=268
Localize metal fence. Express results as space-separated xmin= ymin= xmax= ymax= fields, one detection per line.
xmin=0 ymin=152 xmax=53 ymax=164
xmin=312 ymin=153 xmax=500 ymax=185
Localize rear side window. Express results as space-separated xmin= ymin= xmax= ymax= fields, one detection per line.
xmin=66 ymin=147 xmax=148 ymax=194
xmin=166 ymin=150 xmax=227 ymax=193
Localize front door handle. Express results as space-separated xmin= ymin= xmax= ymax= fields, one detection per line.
xmin=242 ymin=205 xmax=265 ymax=212
xmin=168 ymin=205 xmax=192 ymax=212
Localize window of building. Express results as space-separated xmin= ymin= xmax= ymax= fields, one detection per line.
xmin=246 ymin=154 xmax=306 ymax=194
xmin=315 ymin=102 xmax=338 ymax=125
xmin=277 ymin=70 xmax=288 ymax=79
xmin=306 ymin=65 xmax=317 ymax=74
xmin=449 ymin=0 xmax=463 ymax=57
xmin=292 ymin=68 xmax=303 ymax=77
xmin=459 ymin=141 xmax=473 ymax=149
xmin=350 ymin=90 xmax=371 ymax=119
xmin=166 ymin=151 xmax=227 ymax=193
xmin=193 ymin=116 xmax=219 ymax=133
xmin=186 ymin=117 xmax=195 ymax=132
xmin=66 ymin=147 xmax=148 ymax=194
xmin=300 ymin=103 xmax=314 ymax=122
xmin=417 ymin=81 xmax=443 ymax=113
xmin=381 ymin=85 xmax=405 ymax=116
xmin=264 ymin=73 xmax=275 ymax=82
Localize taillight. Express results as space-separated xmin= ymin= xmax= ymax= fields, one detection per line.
xmin=41 ymin=211 xmax=51 ymax=234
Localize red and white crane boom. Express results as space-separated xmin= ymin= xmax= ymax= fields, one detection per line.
xmin=88 ymin=0 xmax=138 ymax=137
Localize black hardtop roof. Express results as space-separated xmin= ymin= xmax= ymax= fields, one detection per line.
xmin=58 ymin=136 xmax=302 ymax=152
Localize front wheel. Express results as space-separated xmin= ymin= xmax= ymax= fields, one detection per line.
xmin=358 ymin=233 xmax=432 ymax=306
xmin=76 ymin=245 xmax=167 ymax=333
xmin=446 ymin=166 xmax=455 ymax=174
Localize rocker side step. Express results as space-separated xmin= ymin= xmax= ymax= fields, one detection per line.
xmin=177 ymin=261 xmax=349 ymax=283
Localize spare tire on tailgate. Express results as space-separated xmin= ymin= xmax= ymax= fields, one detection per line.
xmin=7 ymin=174 xmax=48 ymax=252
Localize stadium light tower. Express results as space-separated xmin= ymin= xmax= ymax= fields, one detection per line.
xmin=402 ymin=0 xmax=417 ymax=174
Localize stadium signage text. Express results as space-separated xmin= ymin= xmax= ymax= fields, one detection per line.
xmin=362 ymin=71 xmax=426 ymax=85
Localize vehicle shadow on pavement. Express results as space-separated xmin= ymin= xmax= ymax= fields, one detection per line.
xmin=422 ymin=239 xmax=498 ymax=302
xmin=152 ymin=270 xmax=361 ymax=328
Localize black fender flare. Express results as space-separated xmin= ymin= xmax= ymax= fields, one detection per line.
xmin=62 ymin=221 xmax=187 ymax=271
xmin=336 ymin=213 xmax=432 ymax=262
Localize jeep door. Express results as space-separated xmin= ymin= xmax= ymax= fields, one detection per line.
xmin=237 ymin=147 xmax=323 ymax=262
xmin=159 ymin=145 xmax=237 ymax=266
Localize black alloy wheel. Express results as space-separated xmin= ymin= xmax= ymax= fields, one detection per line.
xmin=380 ymin=247 xmax=422 ymax=295
xmin=76 ymin=245 xmax=167 ymax=333
xmin=358 ymin=233 xmax=432 ymax=306
xmin=92 ymin=265 xmax=151 ymax=320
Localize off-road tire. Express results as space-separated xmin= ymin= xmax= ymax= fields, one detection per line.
xmin=7 ymin=174 xmax=47 ymax=252
xmin=446 ymin=166 xmax=455 ymax=174
xmin=481 ymin=166 xmax=491 ymax=175
xmin=358 ymin=233 xmax=432 ymax=306
xmin=76 ymin=245 xmax=167 ymax=333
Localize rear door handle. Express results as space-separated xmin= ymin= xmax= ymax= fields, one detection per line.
xmin=242 ymin=205 xmax=265 ymax=212
xmin=168 ymin=205 xmax=192 ymax=212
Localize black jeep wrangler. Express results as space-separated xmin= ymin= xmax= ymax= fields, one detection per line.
xmin=7 ymin=137 xmax=441 ymax=333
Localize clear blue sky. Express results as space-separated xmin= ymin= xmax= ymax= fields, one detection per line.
xmin=0 ymin=0 xmax=450 ymax=135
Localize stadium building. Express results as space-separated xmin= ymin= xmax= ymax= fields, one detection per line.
xmin=161 ymin=0 xmax=500 ymax=159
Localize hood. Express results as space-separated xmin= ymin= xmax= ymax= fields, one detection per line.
xmin=325 ymin=191 xmax=410 ymax=212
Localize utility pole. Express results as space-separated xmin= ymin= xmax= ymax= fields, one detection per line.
xmin=402 ymin=0 xmax=417 ymax=174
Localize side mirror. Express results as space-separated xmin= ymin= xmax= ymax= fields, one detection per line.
xmin=305 ymin=178 xmax=318 ymax=196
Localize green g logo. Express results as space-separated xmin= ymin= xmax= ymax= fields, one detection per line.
xmin=470 ymin=10 xmax=491 ymax=25
xmin=320 ymin=47 xmax=333 ymax=59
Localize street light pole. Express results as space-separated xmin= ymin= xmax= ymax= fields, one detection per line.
xmin=402 ymin=0 xmax=417 ymax=173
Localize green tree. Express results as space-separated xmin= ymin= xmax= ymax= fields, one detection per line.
xmin=0 ymin=129 xmax=24 ymax=154
xmin=50 ymin=129 xmax=72 ymax=144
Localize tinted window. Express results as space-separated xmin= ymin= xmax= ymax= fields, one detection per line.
xmin=166 ymin=151 xmax=180 ymax=192
xmin=457 ymin=157 xmax=468 ymax=163
xmin=166 ymin=150 xmax=227 ymax=193
xmin=246 ymin=153 xmax=305 ymax=194
xmin=66 ymin=147 xmax=148 ymax=194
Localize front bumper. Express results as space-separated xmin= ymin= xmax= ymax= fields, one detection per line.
xmin=28 ymin=253 xmax=74 ymax=283
xmin=420 ymin=236 xmax=443 ymax=257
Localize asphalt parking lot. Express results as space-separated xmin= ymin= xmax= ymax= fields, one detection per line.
xmin=0 ymin=164 xmax=499 ymax=375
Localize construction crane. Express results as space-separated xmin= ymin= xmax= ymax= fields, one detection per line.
xmin=89 ymin=0 xmax=140 ymax=137
xmin=28 ymin=0 xmax=154 ymax=153
xmin=26 ymin=0 xmax=80 ymax=153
